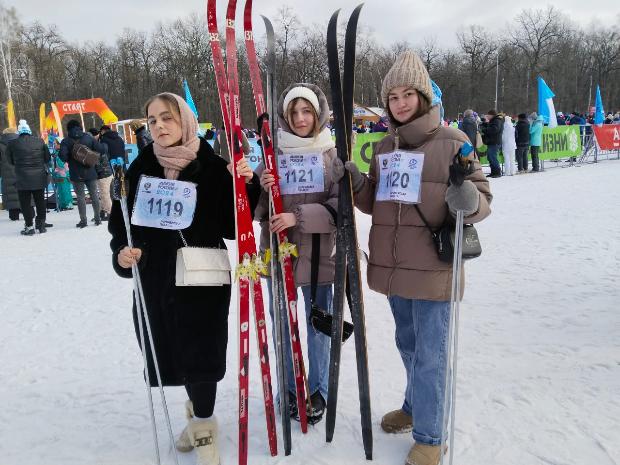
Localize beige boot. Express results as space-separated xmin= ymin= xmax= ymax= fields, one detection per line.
xmin=405 ymin=443 xmax=441 ymax=465
xmin=381 ymin=409 xmax=413 ymax=434
xmin=188 ymin=416 xmax=220 ymax=465
xmin=175 ymin=400 xmax=194 ymax=452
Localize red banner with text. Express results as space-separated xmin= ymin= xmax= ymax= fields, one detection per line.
xmin=593 ymin=125 xmax=620 ymax=150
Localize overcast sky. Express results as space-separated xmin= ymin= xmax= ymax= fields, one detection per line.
xmin=5 ymin=0 xmax=620 ymax=48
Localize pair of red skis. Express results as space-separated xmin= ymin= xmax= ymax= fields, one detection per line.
xmin=206 ymin=0 xmax=308 ymax=463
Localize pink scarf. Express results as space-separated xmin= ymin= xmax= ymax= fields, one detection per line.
xmin=152 ymin=93 xmax=200 ymax=180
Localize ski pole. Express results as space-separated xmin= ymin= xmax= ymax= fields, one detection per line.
xmin=440 ymin=209 xmax=465 ymax=465
xmin=115 ymin=168 xmax=180 ymax=465
xmin=112 ymin=168 xmax=160 ymax=465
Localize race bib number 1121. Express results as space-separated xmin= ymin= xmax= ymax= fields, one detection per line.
xmin=376 ymin=150 xmax=424 ymax=204
xmin=278 ymin=153 xmax=325 ymax=195
xmin=131 ymin=175 xmax=197 ymax=230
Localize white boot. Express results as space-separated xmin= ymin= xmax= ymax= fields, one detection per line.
xmin=175 ymin=400 xmax=194 ymax=452
xmin=187 ymin=416 xmax=220 ymax=465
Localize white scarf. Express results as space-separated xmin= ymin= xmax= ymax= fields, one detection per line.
xmin=277 ymin=127 xmax=335 ymax=154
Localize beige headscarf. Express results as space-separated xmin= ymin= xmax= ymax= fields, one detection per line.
xmin=151 ymin=93 xmax=200 ymax=180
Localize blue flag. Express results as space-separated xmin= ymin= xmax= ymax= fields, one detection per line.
xmin=594 ymin=85 xmax=605 ymax=126
xmin=537 ymin=76 xmax=557 ymax=128
xmin=183 ymin=79 xmax=199 ymax=119
xmin=430 ymin=79 xmax=444 ymax=123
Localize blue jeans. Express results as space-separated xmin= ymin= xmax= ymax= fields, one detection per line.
xmin=266 ymin=278 xmax=333 ymax=400
xmin=388 ymin=296 xmax=451 ymax=446
xmin=486 ymin=144 xmax=501 ymax=174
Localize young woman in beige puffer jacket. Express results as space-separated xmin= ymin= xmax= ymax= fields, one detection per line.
xmin=332 ymin=51 xmax=492 ymax=465
xmin=255 ymin=83 xmax=339 ymax=423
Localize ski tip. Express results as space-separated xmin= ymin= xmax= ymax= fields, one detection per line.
xmin=261 ymin=15 xmax=274 ymax=34
xmin=328 ymin=9 xmax=341 ymax=27
xmin=347 ymin=4 xmax=365 ymax=29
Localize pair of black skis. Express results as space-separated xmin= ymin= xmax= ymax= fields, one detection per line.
xmin=325 ymin=4 xmax=373 ymax=461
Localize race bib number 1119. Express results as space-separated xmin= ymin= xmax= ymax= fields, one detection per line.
xmin=376 ymin=150 xmax=424 ymax=204
xmin=131 ymin=175 xmax=197 ymax=230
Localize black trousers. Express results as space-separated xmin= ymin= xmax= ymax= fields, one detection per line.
xmin=530 ymin=146 xmax=540 ymax=171
xmin=516 ymin=146 xmax=529 ymax=171
xmin=185 ymin=382 xmax=217 ymax=418
xmin=18 ymin=189 xmax=45 ymax=227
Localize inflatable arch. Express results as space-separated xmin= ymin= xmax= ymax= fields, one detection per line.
xmin=45 ymin=98 xmax=118 ymax=134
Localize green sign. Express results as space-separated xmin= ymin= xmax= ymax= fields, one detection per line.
xmin=350 ymin=132 xmax=387 ymax=172
xmin=539 ymin=125 xmax=582 ymax=160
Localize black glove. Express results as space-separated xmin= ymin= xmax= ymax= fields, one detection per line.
xmin=448 ymin=154 xmax=475 ymax=187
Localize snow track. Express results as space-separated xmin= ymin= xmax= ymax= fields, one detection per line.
xmin=1 ymin=160 xmax=618 ymax=465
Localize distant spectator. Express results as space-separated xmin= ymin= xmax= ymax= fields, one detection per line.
xmin=528 ymin=112 xmax=543 ymax=172
xmin=51 ymin=137 xmax=73 ymax=210
xmin=480 ymin=109 xmax=504 ymax=178
xmin=7 ymin=120 xmax=52 ymax=235
xmin=90 ymin=128 xmax=113 ymax=221
xmin=371 ymin=117 xmax=388 ymax=133
xmin=213 ymin=125 xmax=250 ymax=163
xmin=129 ymin=119 xmax=153 ymax=152
xmin=0 ymin=127 xmax=21 ymax=220
xmin=515 ymin=113 xmax=530 ymax=173
xmin=461 ymin=109 xmax=479 ymax=151
xmin=59 ymin=119 xmax=105 ymax=228
xmin=502 ymin=116 xmax=516 ymax=176
xmin=557 ymin=112 xmax=566 ymax=126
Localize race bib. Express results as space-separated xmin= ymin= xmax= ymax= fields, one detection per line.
xmin=131 ymin=176 xmax=197 ymax=230
xmin=278 ymin=153 xmax=325 ymax=195
xmin=376 ymin=150 xmax=424 ymax=204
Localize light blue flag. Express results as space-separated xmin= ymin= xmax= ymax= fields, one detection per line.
xmin=183 ymin=79 xmax=199 ymax=119
xmin=430 ymin=79 xmax=444 ymax=123
xmin=537 ymin=76 xmax=557 ymax=128
xmin=594 ymin=85 xmax=605 ymax=126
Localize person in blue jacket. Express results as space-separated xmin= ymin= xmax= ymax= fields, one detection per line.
xmin=528 ymin=113 xmax=543 ymax=172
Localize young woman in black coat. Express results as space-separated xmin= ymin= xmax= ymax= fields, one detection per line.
xmin=108 ymin=92 xmax=259 ymax=465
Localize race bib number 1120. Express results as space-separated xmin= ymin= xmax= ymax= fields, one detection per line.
xmin=376 ymin=150 xmax=425 ymax=204
xmin=131 ymin=175 xmax=197 ymax=230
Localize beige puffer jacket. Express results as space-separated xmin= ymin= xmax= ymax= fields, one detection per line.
xmin=254 ymin=83 xmax=338 ymax=287
xmin=354 ymin=106 xmax=492 ymax=301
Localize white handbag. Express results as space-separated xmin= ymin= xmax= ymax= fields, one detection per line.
xmin=175 ymin=232 xmax=231 ymax=286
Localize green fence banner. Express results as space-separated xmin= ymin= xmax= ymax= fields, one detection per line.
xmin=350 ymin=132 xmax=387 ymax=172
xmin=341 ymin=125 xmax=582 ymax=171
xmin=539 ymin=125 xmax=582 ymax=160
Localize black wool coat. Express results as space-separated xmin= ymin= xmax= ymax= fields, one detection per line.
xmin=101 ymin=130 xmax=126 ymax=158
xmin=515 ymin=120 xmax=530 ymax=147
xmin=7 ymin=134 xmax=51 ymax=191
xmin=461 ymin=116 xmax=478 ymax=148
xmin=0 ymin=133 xmax=20 ymax=209
xmin=108 ymin=139 xmax=260 ymax=386
xmin=481 ymin=115 xmax=504 ymax=146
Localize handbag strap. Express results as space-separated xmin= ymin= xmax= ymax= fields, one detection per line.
xmin=414 ymin=205 xmax=439 ymax=239
xmin=178 ymin=230 xmax=188 ymax=247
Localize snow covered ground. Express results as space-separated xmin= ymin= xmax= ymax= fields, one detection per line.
xmin=1 ymin=160 xmax=619 ymax=465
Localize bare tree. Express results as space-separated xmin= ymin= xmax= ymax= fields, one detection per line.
xmin=0 ymin=2 xmax=20 ymax=104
